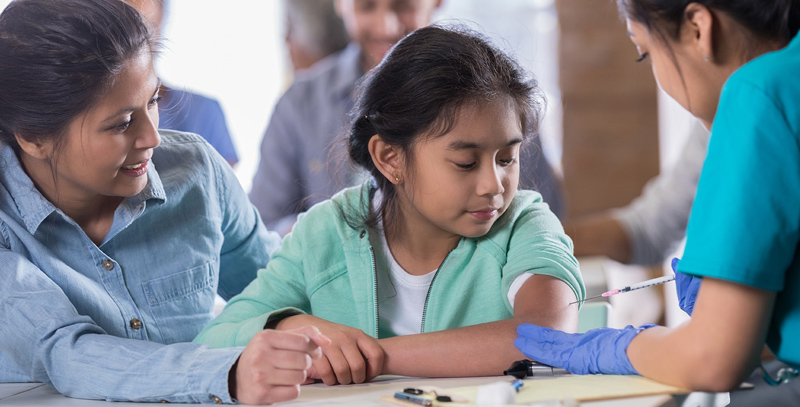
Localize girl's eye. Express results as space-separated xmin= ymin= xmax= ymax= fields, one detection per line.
xmin=455 ymin=162 xmax=477 ymax=170
xmin=499 ymin=157 xmax=517 ymax=166
xmin=636 ymin=52 xmax=649 ymax=63
xmin=148 ymin=95 xmax=162 ymax=108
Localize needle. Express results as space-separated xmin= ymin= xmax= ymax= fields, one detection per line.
xmin=571 ymin=275 xmax=676 ymax=305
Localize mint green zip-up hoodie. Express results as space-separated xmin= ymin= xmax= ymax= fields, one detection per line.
xmin=195 ymin=182 xmax=584 ymax=348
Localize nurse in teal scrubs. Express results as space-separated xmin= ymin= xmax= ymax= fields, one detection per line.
xmin=515 ymin=0 xmax=800 ymax=399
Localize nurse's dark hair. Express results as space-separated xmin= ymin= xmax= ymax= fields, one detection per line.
xmin=618 ymin=0 xmax=800 ymax=49
xmin=343 ymin=24 xmax=543 ymax=231
xmin=0 ymin=0 xmax=157 ymax=153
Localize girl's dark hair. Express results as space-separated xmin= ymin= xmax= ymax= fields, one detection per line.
xmin=345 ymin=24 xmax=543 ymax=231
xmin=0 ymin=0 xmax=157 ymax=154
xmin=618 ymin=0 xmax=800 ymax=48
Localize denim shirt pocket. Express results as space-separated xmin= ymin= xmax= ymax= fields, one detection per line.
xmin=142 ymin=261 xmax=217 ymax=344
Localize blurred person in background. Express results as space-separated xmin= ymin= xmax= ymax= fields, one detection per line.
xmin=125 ymin=0 xmax=239 ymax=166
xmin=284 ymin=0 xmax=349 ymax=72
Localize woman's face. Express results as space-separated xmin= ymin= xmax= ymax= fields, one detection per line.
xmin=626 ymin=18 xmax=719 ymax=127
xmin=395 ymin=98 xmax=522 ymax=240
xmin=34 ymin=49 xmax=161 ymax=205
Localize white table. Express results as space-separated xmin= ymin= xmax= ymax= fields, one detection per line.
xmin=0 ymin=376 xmax=686 ymax=407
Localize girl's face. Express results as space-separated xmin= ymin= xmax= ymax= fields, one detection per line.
xmin=397 ymin=98 xmax=522 ymax=240
xmin=30 ymin=49 xmax=161 ymax=205
xmin=626 ymin=18 xmax=719 ymax=127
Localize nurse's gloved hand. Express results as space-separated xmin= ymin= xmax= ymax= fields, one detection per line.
xmin=672 ymin=257 xmax=701 ymax=316
xmin=514 ymin=324 xmax=657 ymax=375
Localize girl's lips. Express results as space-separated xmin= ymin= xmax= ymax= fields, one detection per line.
xmin=120 ymin=160 xmax=149 ymax=177
xmin=469 ymin=208 xmax=499 ymax=221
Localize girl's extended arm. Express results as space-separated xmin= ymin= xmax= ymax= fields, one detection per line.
xmin=378 ymin=274 xmax=578 ymax=377
xmin=627 ymin=277 xmax=775 ymax=391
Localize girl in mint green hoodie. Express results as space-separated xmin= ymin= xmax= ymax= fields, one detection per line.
xmin=196 ymin=25 xmax=585 ymax=387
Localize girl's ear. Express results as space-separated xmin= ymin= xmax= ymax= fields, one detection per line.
xmin=368 ymin=134 xmax=404 ymax=184
xmin=15 ymin=134 xmax=52 ymax=160
xmin=683 ymin=3 xmax=715 ymax=63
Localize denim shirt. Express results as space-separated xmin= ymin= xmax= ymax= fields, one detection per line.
xmin=0 ymin=130 xmax=280 ymax=403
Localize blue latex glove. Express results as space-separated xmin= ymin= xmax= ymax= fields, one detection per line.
xmin=514 ymin=324 xmax=656 ymax=375
xmin=671 ymin=257 xmax=702 ymax=316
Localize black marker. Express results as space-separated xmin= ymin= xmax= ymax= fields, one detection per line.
xmin=394 ymin=391 xmax=433 ymax=406
xmin=503 ymin=359 xmax=570 ymax=379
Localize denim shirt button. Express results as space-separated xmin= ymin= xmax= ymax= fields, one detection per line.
xmin=359 ymin=230 xmax=366 ymax=238
xmin=102 ymin=259 xmax=114 ymax=270
xmin=210 ymin=395 xmax=223 ymax=404
xmin=129 ymin=318 xmax=142 ymax=330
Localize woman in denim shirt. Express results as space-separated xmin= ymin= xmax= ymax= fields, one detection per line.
xmin=0 ymin=0 xmax=327 ymax=404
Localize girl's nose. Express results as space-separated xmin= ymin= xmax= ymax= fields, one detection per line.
xmin=477 ymin=163 xmax=505 ymax=197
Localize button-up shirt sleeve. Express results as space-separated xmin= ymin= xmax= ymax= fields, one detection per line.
xmin=0 ymin=244 xmax=243 ymax=404
xmin=212 ymin=142 xmax=281 ymax=301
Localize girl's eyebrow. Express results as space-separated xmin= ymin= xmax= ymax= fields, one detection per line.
xmin=447 ymin=137 xmax=523 ymax=151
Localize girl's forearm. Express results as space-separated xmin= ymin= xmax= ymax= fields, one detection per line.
xmin=379 ymin=275 xmax=578 ymax=378
xmin=378 ymin=319 xmax=524 ymax=377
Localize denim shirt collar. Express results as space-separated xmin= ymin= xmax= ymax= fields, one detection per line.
xmin=0 ymin=143 xmax=167 ymax=235
xmin=332 ymin=43 xmax=365 ymax=100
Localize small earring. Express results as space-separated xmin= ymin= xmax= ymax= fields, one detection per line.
xmin=394 ymin=176 xmax=400 ymax=183
xmin=703 ymin=55 xmax=710 ymax=62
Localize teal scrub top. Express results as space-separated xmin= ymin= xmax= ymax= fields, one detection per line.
xmin=679 ymin=33 xmax=800 ymax=369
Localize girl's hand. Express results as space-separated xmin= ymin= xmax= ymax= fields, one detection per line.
xmin=277 ymin=315 xmax=385 ymax=385
xmin=232 ymin=326 xmax=330 ymax=405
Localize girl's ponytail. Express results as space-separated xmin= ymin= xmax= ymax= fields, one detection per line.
xmin=348 ymin=114 xmax=378 ymax=171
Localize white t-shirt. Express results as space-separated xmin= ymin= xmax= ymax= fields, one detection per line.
xmin=370 ymin=190 xmax=531 ymax=337
xmin=375 ymin=227 xmax=437 ymax=337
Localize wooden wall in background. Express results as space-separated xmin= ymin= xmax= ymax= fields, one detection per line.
xmin=557 ymin=0 xmax=660 ymax=220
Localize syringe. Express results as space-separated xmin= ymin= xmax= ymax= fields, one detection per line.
xmin=570 ymin=274 xmax=675 ymax=305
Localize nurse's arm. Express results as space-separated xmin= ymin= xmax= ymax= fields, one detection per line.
xmin=627 ymin=277 xmax=775 ymax=392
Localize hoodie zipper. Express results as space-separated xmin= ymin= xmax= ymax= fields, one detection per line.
xmin=419 ymin=251 xmax=452 ymax=334
xmin=369 ymin=246 xmax=379 ymax=338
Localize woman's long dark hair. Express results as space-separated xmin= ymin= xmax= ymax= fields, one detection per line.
xmin=0 ymin=0 xmax=157 ymax=158
xmin=343 ymin=24 xmax=544 ymax=232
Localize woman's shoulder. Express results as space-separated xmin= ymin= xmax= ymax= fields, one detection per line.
xmin=149 ymin=130 xmax=236 ymax=202
xmin=152 ymin=130 xmax=226 ymax=177
xmin=729 ymin=39 xmax=800 ymax=106
xmin=154 ymin=130 xmax=215 ymax=157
